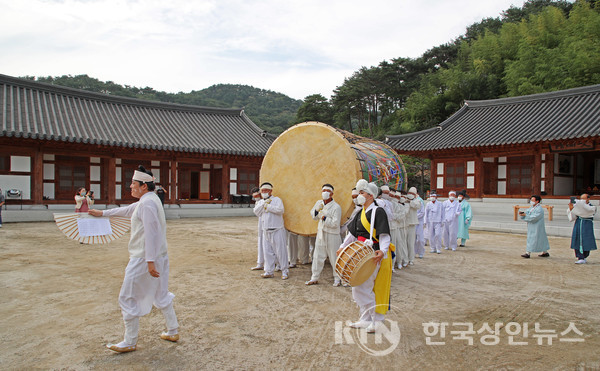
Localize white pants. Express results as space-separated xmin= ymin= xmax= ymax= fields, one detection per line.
xmin=396 ymin=227 xmax=408 ymax=266
xmin=119 ymin=254 xmax=175 ymax=321
xmin=297 ymin=235 xmax=310 ymax=264
xmin=287 ymin=232 xmax=298 ymax=265
xmin=119 ymin=254 xmax=178 ymax=344
xmin=406 ymin=225 xmax=416 ymax=262
xmin=352 ymin=263 xmax=383 ymax=322
xmin=311 ymin=231 xmax=342 ymax=281
xmin=390 ymin=227 xmax=399 ymax=267
xmin=443 ymin=219 xmax=459 ymax=250
xmin=263 ymin=228 xmax=289 ymax=276
xmin=429 ymin=222 xmax=442 ymax=252
xmin=415 ymin=222 xmax=425 ymax=256
xmin=256 ymin=228 xmax=264 ymax=266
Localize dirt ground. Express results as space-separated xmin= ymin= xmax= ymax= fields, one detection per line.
xmin=0 ymin=217 xmax=599 ymax=370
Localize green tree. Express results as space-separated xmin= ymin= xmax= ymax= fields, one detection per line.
xmin=294 ymin=94 xmax=334 ymax=124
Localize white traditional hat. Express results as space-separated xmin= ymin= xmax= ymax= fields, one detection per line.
xmin=408 ymin=186 xmax=417 ymax=194
xmin=366 ymin=182 xmax=378 ymax=197
xmin=133 ymin=170 xmax=155 ymax=183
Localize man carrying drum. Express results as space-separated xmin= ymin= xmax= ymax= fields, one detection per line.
xmin=337 ymin=179 xmax=393 ymax=334
xmin=306 ymin=184 xmax=342 ymax=286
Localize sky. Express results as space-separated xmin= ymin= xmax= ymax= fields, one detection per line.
xmin=0 ymin=0 xmax=527 ymax=100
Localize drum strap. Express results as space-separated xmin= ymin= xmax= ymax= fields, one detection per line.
xmin=360 ymin=206 xmax=378 ymax=242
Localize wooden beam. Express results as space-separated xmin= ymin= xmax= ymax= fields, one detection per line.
xmin=32 ymin=149 xmax=43 ymax=204
xmin=107 ymin=157 xmax=116 ymax=204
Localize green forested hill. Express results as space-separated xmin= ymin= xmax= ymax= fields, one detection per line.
xmin=295 ymin=0 xmax=600 ymax=140
xmin=21 ymin=75 xmax=302 ymax=134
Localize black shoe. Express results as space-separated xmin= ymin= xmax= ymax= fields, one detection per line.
xmin=521 ymin=253 xmax=530 ymax=258
xmin=459 ymin=244 xmax=465 ymax=247
xmin=538 ymin=252 xmax=550 ymax=257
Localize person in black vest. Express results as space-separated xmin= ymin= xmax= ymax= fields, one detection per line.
xmin=338 ymin=179 xmax=392 ymax=334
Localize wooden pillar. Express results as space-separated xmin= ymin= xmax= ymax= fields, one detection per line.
xmin=429 ymin=155 xmax=437 ymax=192
xmin=222 ymin=160 xmax=230 ymax=204
xmin=32 ymin=149 xmax=43 ymax=204
xmin=532 ymin=152 xmax=542 ymax=195
xmin=475 ymin=154 xmax=484 ymax=198
xmin=107 ymin=157 xmax=116 ymax=205
xmin=170 ymin=159 xmax=177 ymax=204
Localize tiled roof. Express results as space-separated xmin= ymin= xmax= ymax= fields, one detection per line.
xmin=386 ymin=84 xmax=600 ymax=152
xmin=0 ymin=74 xmax=275 ymax=156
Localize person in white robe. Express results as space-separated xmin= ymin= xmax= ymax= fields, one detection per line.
xmin=89 ymin=166 xmax=179 ymax=353
xmin=414 ymin=192 xmax=426 ymax=258
xmin=406 ymin=187 xmax=421 ymax=264
xmin=424 ymin=193 xmax=444 ymax=253
xmin=442 ymin=191 xmax=462 ymax=251
xmin=306 ymin=184 xmax=343 ymax=286
xmin=387 ymin=190 xmax=400 ymax=271
xmin=393 ymin=190 xmax=409 ymax=269
xmin=253 ymin=182 xmax=289 ymax=279
xmin=340 ymin=188 xmax=361 ymax=240
xmin=250 ymin=188 xmax=265 ymax=271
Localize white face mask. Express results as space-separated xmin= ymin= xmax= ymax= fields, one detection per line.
xmin=449 ymin=196 xmax=455 ymax=201
xmin=381 ymin=193 xmax=390 ymax=200
xmin=458 ymin=196 xmax=464 ymax=201
xmin=356 ymin=194 xmax=366 ymax=206
xmin=400 ymin=196 xmax=406 ymax=203
xmin=261 ymin=192 xmax=270 ymax=199
xmin=530 ymin=200 xmax=536 ymax=205
xmin=431 ymin=197 xmax=437 ymax=203
xmin=322 ymin=191 xmax=331 ymax=200
xmin=407 ymin=194 xmax=415 ymax=200
xmin=352 ymin=197 xmax=359 ymax=205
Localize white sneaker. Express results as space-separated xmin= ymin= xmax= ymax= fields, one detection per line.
xmin=409 ymin=261 xmax=414 ymax=265
xmin=430 ymin=250 xmax=436 ymax=253
xmin=436 ymin=250 xmax=441 ymax=254
xmin=342 ymin=282 xmax=350 ymax=287
xmin=350 ymin=320 xmax=371 ymax=329
xmin=452 ymin=248 xmax=456 ymax=251
xmin=575 ymin=259 xmax=587 ymax=264
xmin=366 ymin=321 xmax=381 ymax=333
xmin=444 ymin=247 xmax=449 ymax=250
xmin=250 ymin=265 xmax=264 ymax=271
xmin=419 ymin=254 xmax=424 ymax=258
xmin=333 ymin=280 xmax=341 ymax=287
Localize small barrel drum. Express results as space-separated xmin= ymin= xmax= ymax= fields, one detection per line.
xmin=260 ymin=121 xmax=406 ymax=236
xmin=335 ymin=240 xmax=377 ymax=287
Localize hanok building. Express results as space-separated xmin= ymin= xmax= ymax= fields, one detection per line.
xmin=0 ymin=74 xmax=274 ymax=207
xmin=386 ymin=84 xmax=600 ymax=198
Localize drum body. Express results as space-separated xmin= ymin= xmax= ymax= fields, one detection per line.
xmin=260 ymin=122 xmax=406 ymax=236
xmin=335 ymin=240 xmax=377 ymax=287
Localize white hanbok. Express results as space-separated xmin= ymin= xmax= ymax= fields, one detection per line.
xmin=310 ymin=199 xmax=342 ymax=282
xmin=102 ymin=192 xmax=178 ymax=345
xmin=254 ymin=196 xmax=288 ymax=276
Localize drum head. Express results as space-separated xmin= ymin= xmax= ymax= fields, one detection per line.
xmin=260 ymin=122 xmax=360 ymax=236
xmin=349 ymin=256 xmax=377 ymax=287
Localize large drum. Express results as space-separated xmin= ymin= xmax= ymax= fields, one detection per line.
xmin=260 ymin=121 xmax=406 ymax=236
xmin=335 ymin=241 xmax=377 ymax=287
